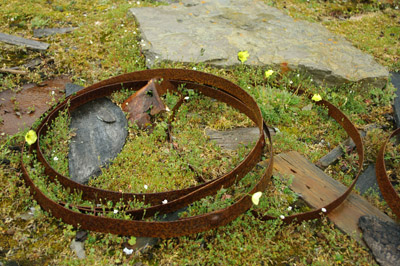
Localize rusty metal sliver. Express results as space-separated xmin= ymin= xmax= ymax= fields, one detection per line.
xmin=376 ymin=128 xmax=400 ymax=219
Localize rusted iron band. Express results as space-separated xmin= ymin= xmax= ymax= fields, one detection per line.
xmin=256 ymin=89 xmax=364 ymax=223
xmin=20 ymin=69 xmax=364 ymax=237
xmin=376 ymin=128 xmax=400 ymax=219
xmin=21 ymin=69 xmax=273 ymax=238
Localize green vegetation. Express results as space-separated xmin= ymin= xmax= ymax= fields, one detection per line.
xmin=0 ymin=0 xmax=399 ymax=265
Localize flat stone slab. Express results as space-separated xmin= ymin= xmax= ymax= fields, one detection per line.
xmin=355 ymin=164 xmax=382 ymax=198
xmin=68 ymin=88 xmax=128 ymax=184
xmin=129 ymin=0 xmax=388 ymax=88
xmin=33 ymin=27 xmax=77 ymax=38
xmin=206 ymin=127 xmax=275 ymax=150
xmin=359 ymin=215 xmax=400 ymax=266
xmin=0 ymin=32 xmax=49 ymax=50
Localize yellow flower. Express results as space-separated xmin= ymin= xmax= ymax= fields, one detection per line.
xmin=237 ymin=50 xmax=249 ymax=63
xmin=312 ymin=94 xmax=322 ymax=102
xmin=251 ymin=191 xmax=262 ymax=205
xmin=25 ymin=130 xmax=37 ymax=145
xmin=264 ymin=69 xmax=274 ymax=78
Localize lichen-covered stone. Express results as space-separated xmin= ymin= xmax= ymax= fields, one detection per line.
xmin=129 ymin=0 xmax=388 ymax=88
xmin=359 ymin=215 xmax=400 ymax=266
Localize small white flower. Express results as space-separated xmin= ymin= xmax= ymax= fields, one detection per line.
xmin=51 ymin=91 xmax=55 ymax=95
xmin=321 ymin=208 xmax=327 ymax=213
xmin=124 ymin=29 xmax=127 ymax=33
xmin=136 ymin=1 xmax=140 ymax=4
xmin=297 ymin=74 xmax=300 ymax=77
xmin=155 ymin=55 xmax=159 ymax=59
xmin=123 ymin=247 xmax=133 ymax=255
xmin=121 ymin=24 xmax=124 ymax=27
xmin=162 ymin=199 xmax=168 ymax=204
xmin=192 ymin=67 xmax=197 ymax=70
xmin=310 ymin=78 xmax=313 ymax=82
xmin=289 ymin=80 xmax=293 ymax=84
xmin=280 ymin=215 xmax=285 ymax=219
xmin=113 ymin=209 xmax=118 ymax=214
xmin=144 ymin=185 xmax=148 ymax=190
xmin=53 ymin=156 xmax=59 ymax=161
xmin=184 ymin=96 xmax=189 ymax=100
xmin=89 ymin=40 xmax=93 ymax=44
xmin=287 ymin=206 xmax=292 ymax=211
xmin=165 ymin=106 xmax=170 ymax=112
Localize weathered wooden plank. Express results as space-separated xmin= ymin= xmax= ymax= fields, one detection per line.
xmin=0 ymin=32 xmax=49 ymax=50
xmin=274 ymin=151 xmax=394 ymax=245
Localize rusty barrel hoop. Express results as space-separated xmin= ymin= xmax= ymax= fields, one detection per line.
xmin=20 ymin=69 xmax=364 ymax=237
xmin=376 ymin=128 xmax=400 ymax=219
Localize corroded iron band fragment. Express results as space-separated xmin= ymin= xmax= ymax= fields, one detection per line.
xmin=376 ymin=128 xmax=400 ymax=219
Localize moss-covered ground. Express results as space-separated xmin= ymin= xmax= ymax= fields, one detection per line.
xmin=1 ymin=0 xmax=399 ymax=265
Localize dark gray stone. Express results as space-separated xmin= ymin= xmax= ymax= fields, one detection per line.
xmin=391 ymin=72 xmax=400 ymax=129
xmin=355 ymin=164 xmax=382 ymax=198
xmin=65 ymin=83 xmax=84 ymax=97
xmin=33 ymin=27 xmax=77 ymax=38
xmin=359 ymin=215 xmax=400 ymax=266
xmin=0 ymin=32 xmax=49 ymax=50
xmin=205 ymin=127 xmax=275 ymax=150
xmin=68 ymin=98 xmax=128 ymax=184
xmin=129 ymin=0 xmax=388 ymax=88
xmin=132 ymin=208 xmax=187 ymax=252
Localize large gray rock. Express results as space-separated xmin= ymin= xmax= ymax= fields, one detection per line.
xmin=359 ymin=215 xmax=400 ymax=266
xmin=129 ymin=0 xmax=388 ymax=88
xmin=69 ymin=97 xmax=128 ymax=184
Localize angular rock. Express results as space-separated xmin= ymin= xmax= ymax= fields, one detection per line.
xmin=355 ymin=164 xmax=382 ymax=198
xmin=391 ymin=72 xmax=400 ymax=129
xmin=359 ymin=215 xmax=400 ymax=266
xmin=68 ymin=97 xmax=128 ymax=184
xmin=33 ymin=27 xmax=77 ymax=38
xmin=0 ymin=32 xmax=49 ymax=50
xmin=206 ymin=127 xmax=262 ymax=150
xmin=70 ymin=239 xmax=86 ymax=259
xmin=129 ymin=0 xmax=388 ymax=88
xmin=65 ymin=83 xmax=84 ymax=97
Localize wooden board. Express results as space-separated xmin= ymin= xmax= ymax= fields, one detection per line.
xmin=273 ymin=151 xmax=394 ymax=245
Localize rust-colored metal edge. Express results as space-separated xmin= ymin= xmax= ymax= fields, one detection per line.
xmin=21 ymin=69 xmax=273 ymax=238
xmin=376 ymin=128 xmax=400 ymax=219
xmin=256 ymin=89 xmax=364 ymax=223
xmin=19 ymin=69 xmax=365 ymax=237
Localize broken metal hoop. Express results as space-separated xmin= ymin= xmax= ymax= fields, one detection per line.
xmin=21 ymin=69 xmax=364 ymax=237
xmin=376 ymin=128 xmax=400 ymax=219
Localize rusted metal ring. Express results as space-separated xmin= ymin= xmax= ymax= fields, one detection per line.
xmin=21 ymin=69 xmax=274 ymax=238
xmin=20 ymin=69 xmax=364 ymax=237
xmin=376 ymin=128 xmax=400 ymax=219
